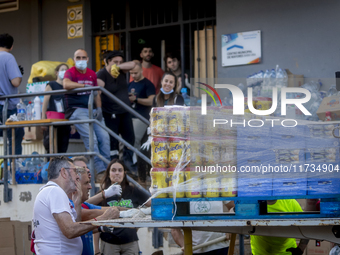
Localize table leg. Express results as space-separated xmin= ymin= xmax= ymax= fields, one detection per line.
xmin=228 ymin=233 xmax=237 ymax=255
xmin=183 ymin=228 xmax=193 ymax=255
xmin=53 ymin=127 xmax=57 ymax=153
xmin=11 ymin=128 xmax=16 ymax=185
xmin=49 ymin=125 xmax=53 ymax=155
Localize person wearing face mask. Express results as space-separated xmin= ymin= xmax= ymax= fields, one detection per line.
xmin=63 ymin=49 xmax=111 ymax=183
xmin=41 ymin=64 xmax=71 ymax=154
xmin=97 ymin=51 xmax=138 ymax=178
xmin=153 ymin=72 xmax=185 ymax=107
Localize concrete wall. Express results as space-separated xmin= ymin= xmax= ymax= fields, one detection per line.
xmin=0 ymin=0 xmax=92 ymax=93
xmin=216 ymin=0 xmax=340 ymax=83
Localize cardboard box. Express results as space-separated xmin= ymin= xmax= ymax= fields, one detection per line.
xmin=306 ymin=240 xmax=333 ymax=255
xmin=317 ymin=95 xmax=340 ymax=121
xmin=286 ymin=69 xmax=304 ymax=87
xmin=24 ymin=126 xmax=44 ymax=140
xmin=0 ymin=218 xmax=32 ymax=255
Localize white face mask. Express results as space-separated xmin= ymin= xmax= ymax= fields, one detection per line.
xmin=75 ymin=60 xmax=87 ymax=71
xmin=58 ymin=70 xmax=66 ymax=80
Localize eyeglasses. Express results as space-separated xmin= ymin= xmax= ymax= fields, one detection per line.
xmin=63 ymin=167 xmax=86 ymax=174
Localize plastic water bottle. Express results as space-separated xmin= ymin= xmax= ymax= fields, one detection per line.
xmin=16 ymin=99 xmax=26 ymax=121
xmin=276 ymin=68 xmax=285 ymax=88
xmin=327 ymin=85 xmax=338 ymax=97
xmin=26 ymin=101 xmax=33 ymax=121
xmin=181 ymin=88 xmax=190 ymax=106
xmin=33 ymin=96 xmax=41 ymax=120
xmin=262 ymin=70 xmax=271 ymax=97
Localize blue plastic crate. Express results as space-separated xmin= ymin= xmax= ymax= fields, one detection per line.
xmin=15 ymin=171 xmax=43 ymax=184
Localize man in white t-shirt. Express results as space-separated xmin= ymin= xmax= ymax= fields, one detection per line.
xmin=32 ymin=156 xmax=119 ymax=255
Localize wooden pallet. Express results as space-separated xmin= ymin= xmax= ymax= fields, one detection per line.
xmin=151 ymin=195 xmax=340 ymax=221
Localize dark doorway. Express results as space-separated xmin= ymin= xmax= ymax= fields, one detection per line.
xmin=130 ymin=26 xmax=181 ymax=68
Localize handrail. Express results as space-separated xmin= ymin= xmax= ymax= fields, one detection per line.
xmin=0 ymin=86 xmax=152 ymax=200
xmin=0 ymin=87 xmax=150 ymax=125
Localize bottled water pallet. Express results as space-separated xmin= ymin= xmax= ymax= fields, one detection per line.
xmin=151 ymin=195 xmax=340 ymax=221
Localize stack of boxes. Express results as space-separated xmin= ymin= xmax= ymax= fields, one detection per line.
xmin=237 ymin=124 xmax=340 ymax=197
xmin=150 ymin=105 xmax=340 ymax=199
xmin=305 ymin=124 xmax=340 ymax=195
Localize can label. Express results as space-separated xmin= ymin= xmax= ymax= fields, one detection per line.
xmin=151 ymin=139 xmax=168 ymax=168
xmin=169 ymin=140 xmax=184 ymax=167
xmin=151 ymin=109 xmax=167 ymax=136
xmin=168 ymin=109 xmax=184 ymax=137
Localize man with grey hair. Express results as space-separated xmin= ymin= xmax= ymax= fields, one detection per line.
xmin=33 ymin=156 xmax=119 ymax=255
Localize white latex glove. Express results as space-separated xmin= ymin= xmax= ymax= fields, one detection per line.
xmin=140 ymin=207 xmax=151 ymax=215
xmin=120 ymin=208 xmax=140 ymax=218
xmin=104 ymin=184 xmax=122 ymax=198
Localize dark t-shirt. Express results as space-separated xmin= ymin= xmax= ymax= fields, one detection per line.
xmin=47 ymin=81 xmax=65 ymax=113
xmin=152 ymin=94 xmax=185 ymax=107
xmin=64 ymin=67 xmax=98 ymax=110
xmin=100 ymin=185 xmax=150 ymax=245
xmin=97 ymin=68 xmax=131 ymax=114
xmin=128 ymin=78 xmax=155 ymax=120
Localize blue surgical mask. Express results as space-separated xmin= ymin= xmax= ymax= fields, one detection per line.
xmin=161 ymin=88 xmax=174 ymax=95
xmin=58 ymin=70 xmax=66 ymax=80
xmin=75 ymin=60 xmax=87 ymax=71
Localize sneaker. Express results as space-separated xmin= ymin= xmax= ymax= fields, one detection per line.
xmin=95 ymin=172 xmax=105 ymax=183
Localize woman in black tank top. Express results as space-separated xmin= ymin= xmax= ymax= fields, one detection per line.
xmin=41 ymin=64 xmax=71 ymax=153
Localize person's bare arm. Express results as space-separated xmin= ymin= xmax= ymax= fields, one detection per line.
xmin=171 ymin=228 xmax=184 ymax=248
xmin=94 ymin=92 xmax=102 ymax=108
xmin=118 ymin=61 xmax=136 ymax=73
xmin=85 ymin=192 xmax=104 ymax=205
xmin=93 ymin=232 xmax=100 ymax=254
xmin=42 ymin=85 xmax=52 ymax=120
xmin=97 ymin=79 xmax=105 ymax=88
xmin=53 ymin=207 xmax=119 ymax=239
xmin=63 ymin=78 xmax=85 ymax=89
xmin=41 ymin=85 xmax=52 ymax=131
xmin=145 ymin=199 xmax=151 ymax=207
xmin=81 ymin=208 xmax=106 ymax=221
xmin=129 ymin=94 xmax=155 ymax=106
xmin=11 ymin=77 xmax=22 ymax=87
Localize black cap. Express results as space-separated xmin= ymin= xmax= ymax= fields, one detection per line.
xmin=105 ymin=50 xmax=124 ymax=62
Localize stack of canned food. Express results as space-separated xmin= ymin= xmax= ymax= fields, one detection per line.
xmin=150 ymin=106 xmax=238 ymax=198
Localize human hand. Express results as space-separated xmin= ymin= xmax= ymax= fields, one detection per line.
xmin=129 ymin=94 xmax=136 ymax=102
xmin=72 ymin=180 xmax=82 ymax=206
xmin=104 ymin=183 xmax=122 ymax=198
xmin=94 ymin=107 xmax=103 ymax=122
xmin=110 ymin=64 xmax=120 ymax=78
xmin=286 ymin=247 xmax=303 ymax=255
xmin=18 ymin=65 xmax=24 ymax=75
xmin=99 ymin=207 xmax=120 ymax=220
xmin=119 ymin=208 xmax=139 ymax=218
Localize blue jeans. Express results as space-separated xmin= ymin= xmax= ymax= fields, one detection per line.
xmin=69 ymin=108 xmax=110 ymax=174
xmin=0 ymin=105 xmax=24 ymax=155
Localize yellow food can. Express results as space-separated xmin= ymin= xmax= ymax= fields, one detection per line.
xmin=203 ymin=174 xmax=220 ymax=198
xmin=189 ymin=107 xmax=204 ymax=136
xmin=151 ymin=107 xmax=167 ymax=136
xmin=184 ymin=139 xmax=190 ymax=167
xmin=220 ymin=175 xmax=237 ymax=197
xmin=203 ymin=137 xmax=220 ymax=165
xmin=151 ymin=137 xmax=168 ymax=168
xmin=150 ymin=168 xmax=168 ymax=198
xmin=185 ymin=167 xmax=202 ymax=198
xmin=168 ymin=137 xmax=185 ymax=168
xmin=219 ymin=137 xmax=237 ymax=166
xmin=189 ymin=138 xmax=203 ymax=166
xmin=168 ymin=107 xmax=185 ymax=137
xmin=168 ymin=168 xmax=185 ymax=198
